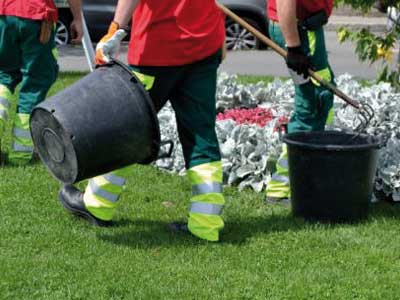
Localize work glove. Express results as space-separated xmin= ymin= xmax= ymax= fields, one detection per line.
xmin=286 ymin=46 xmax=311 ymax=78
xmin=95 ymin=22 xmax=127 ymax=65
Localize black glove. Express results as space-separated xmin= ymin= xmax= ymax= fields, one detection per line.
xmin=286 ymin=46 xmax=311 ymax=78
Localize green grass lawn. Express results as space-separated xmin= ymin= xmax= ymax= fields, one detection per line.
xmin=1 ymin=73 xmax=400 ymax=299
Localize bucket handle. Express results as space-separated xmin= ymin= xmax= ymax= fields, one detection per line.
xmin=377 ymin=135 xmax=389 ymax=149
xmin=157 ymin=140 xmax=174 ymax=159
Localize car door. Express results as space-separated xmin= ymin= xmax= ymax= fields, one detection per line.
xmin=83 ymin=0 xmax=118 ymax=41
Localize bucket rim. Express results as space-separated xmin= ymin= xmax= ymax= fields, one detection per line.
xmin=282 ymin=130 xmax=380 ymax=151
xmin=30 ymin=107 xmax=79 ymax=184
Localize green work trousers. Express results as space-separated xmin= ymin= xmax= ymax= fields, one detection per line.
xmin=130 ymin=52 xmax=223 ymax=169
xmin=266 ymin=22 xmax=335 ymax=199
xmin=0 ymin=16 xmax=58 ymax=164
xmin=0 ymin=16 xmax=58 ymax=114
xmin=269 ymin=21 xmax=335 ymax=133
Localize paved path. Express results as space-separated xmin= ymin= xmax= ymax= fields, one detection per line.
xmin=59 ymin=31 xmax=394 ymax=80
xmin=58 ymin=16 xmax=392 ymax=80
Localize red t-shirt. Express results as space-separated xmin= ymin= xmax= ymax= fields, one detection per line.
xmin=128 ymin=0 xmax=226 ymax=66
xmin=267 ymin=0 xmax=333 ymax=22
xmin=0 ymin=0 xmax=58 ymax=22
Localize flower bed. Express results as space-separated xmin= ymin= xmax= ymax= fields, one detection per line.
xmin=156 ymin=73 xmax=400 ymax=201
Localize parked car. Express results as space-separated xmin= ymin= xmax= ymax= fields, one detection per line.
xmin=56 ymin=0 xmax=268 ymax=50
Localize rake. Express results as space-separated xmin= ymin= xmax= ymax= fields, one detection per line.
xmin=218 ymin=3 xmax=375 ymax=132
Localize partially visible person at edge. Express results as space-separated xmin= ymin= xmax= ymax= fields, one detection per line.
xmin=0 ymin=0 xmax=83 ymax=165
xmin=58 ymin=0 xmax=226 ymax=242
xmin=265 ymin=0 xmax=335 ymax=203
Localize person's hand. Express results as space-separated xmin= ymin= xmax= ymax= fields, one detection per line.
xmin=95 ymin=22 xmax=127 ymax=65
xmin=286 ymin=46 xmax=311 ymax=78
xmin=70 ymin=18 xmax=83 ymax=44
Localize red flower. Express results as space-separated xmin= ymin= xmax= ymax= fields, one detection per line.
xmin=217 ymin=107 xmax=279 ymax=127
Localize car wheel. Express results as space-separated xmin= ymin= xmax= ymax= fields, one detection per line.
xmin=225 ymin=17 xmax=261 ymax=51
xmin=55 ymin=12 xmax=71 ymax=45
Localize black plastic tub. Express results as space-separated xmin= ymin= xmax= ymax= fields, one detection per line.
xmin=283 ymin=131 xmax=380 ymax=222
xmin=30 ymin=61 xmax=160 ymax=184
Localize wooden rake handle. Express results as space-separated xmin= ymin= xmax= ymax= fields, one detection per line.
xmin=217 ymin=3 xmax=361 ymax=110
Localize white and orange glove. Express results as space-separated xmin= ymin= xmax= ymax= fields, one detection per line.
xmin=95 ymin=22 xmax=127 ymax=65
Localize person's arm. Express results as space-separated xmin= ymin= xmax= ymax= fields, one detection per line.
xmin=113 ymin=0 xmax=140 ymax=29
xmin=67 ymin=0 xmax=83 ymax=43
xmin=95 ymin=0 xmax=140 ymax=65
xmin=276 ymin=0 xmax=300 ymax=47
xmin=277 ymin=0 xmax=310 ymax=78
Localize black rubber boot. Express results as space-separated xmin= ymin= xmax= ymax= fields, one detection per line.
xmin=265 ymin=196 xmax=290 ymax=205
xmin=167 ymin=222 xmax=190 ymax=234
xmin=58 ymin=184 xmax=113 ymax=227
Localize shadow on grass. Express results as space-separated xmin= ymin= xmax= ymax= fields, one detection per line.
xmin=97 ymin=214 xmax=310 ymax=249
xmin=369 ymin=201 xmax=400 ymax=219
xmin=97 ymin=202 xmax=400 ymax=249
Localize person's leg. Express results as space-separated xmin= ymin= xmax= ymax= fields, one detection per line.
xmin=82 ymin=166 xmax=133 ymax=221
xmin=170 ymin=51 xmax=224 ymax=242
xmin=0 ymin=16 xmax=22 ymax=138
xmin=8 ymin=18 xmax=58 ymax=165
xmin=288 ymin=26 xmax=335 ymax=133
xmin=266 ymin=23 xmax=335 ymax=201
xmin=265 ymin=21 xmax=292 ymax=200
xmin=61 ymin=66 xmax=181 ymax=224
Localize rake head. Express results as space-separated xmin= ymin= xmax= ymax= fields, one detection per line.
xmin=354 ymin=102 xmax=375 ymax=132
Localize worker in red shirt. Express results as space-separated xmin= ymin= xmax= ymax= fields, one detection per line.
xmin=58 ymin=0 xmax=226 ymax=242
xmin=266 ymin=0 xmax=336 ymax=203
xmin=0 ymin=0 xmax=83 ymax=165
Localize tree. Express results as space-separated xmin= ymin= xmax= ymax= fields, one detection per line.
xmin=335 ymin=0 xmax=400 ymax=89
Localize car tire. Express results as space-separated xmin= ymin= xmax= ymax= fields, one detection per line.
xmin=225 ymin=17 xmax=261 ymax=51
xmin=56 ymin=10 xmax=72 ymax=46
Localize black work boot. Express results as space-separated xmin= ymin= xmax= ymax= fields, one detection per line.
xmin=265 ymin=196 xmax=290 ymax=205
xmin=168 ymin=222 xmax=190 ymax=234
xmin=58 ymin=184 xmax=112 ymax=227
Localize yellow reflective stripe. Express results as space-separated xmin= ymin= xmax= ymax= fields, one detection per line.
xmin=307 ymin=31 xmax=317 ymax=56
xmin=191 ymin=193 xmax=225 ymax=205
xmin=52 ymin=47 xmax=59 ymax=60
xmin=0 ymin=85 xmax=12 ymax=100
xmin=188 ymin=161 xmax=223 ymax=185
xmin=326 ymin=107 xmax=335 ymax=125
xmin=15 ymin=113 xmax=30 ymax=130
xmin=83 ymin=166 xmax=132 ymax=219
xmin=13 ymin=114 xmax=33 ymax=150
xmin=13 ymin=136 xmax=33 ymax=149
xmin=276 ymin=144 xmax=288 ymax=172
xmin=90 ymin=179 xmax=120 ymax=202
xmin=93 ymin=176 xmax=124 ymax=195
xmin=188 ymin=213 xmax=223 ymax=242
xmin=112 ymin=164 xmax=135 ymax=178
xmin=83 ymin=190 xmax=116 ymax=221
xmin=266 ymin=177 xmax=290 ymax=198
xmin=132 ymin=71 xmax=155 ymax=91
xmin=311 ymin=67 xmax=332 ymax=86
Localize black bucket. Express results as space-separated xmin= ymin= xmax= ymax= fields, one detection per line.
xmin=30 ymin=60 xmax=160 ymax=184
xmin=283 ymin=131 xmax=380 ymax=222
